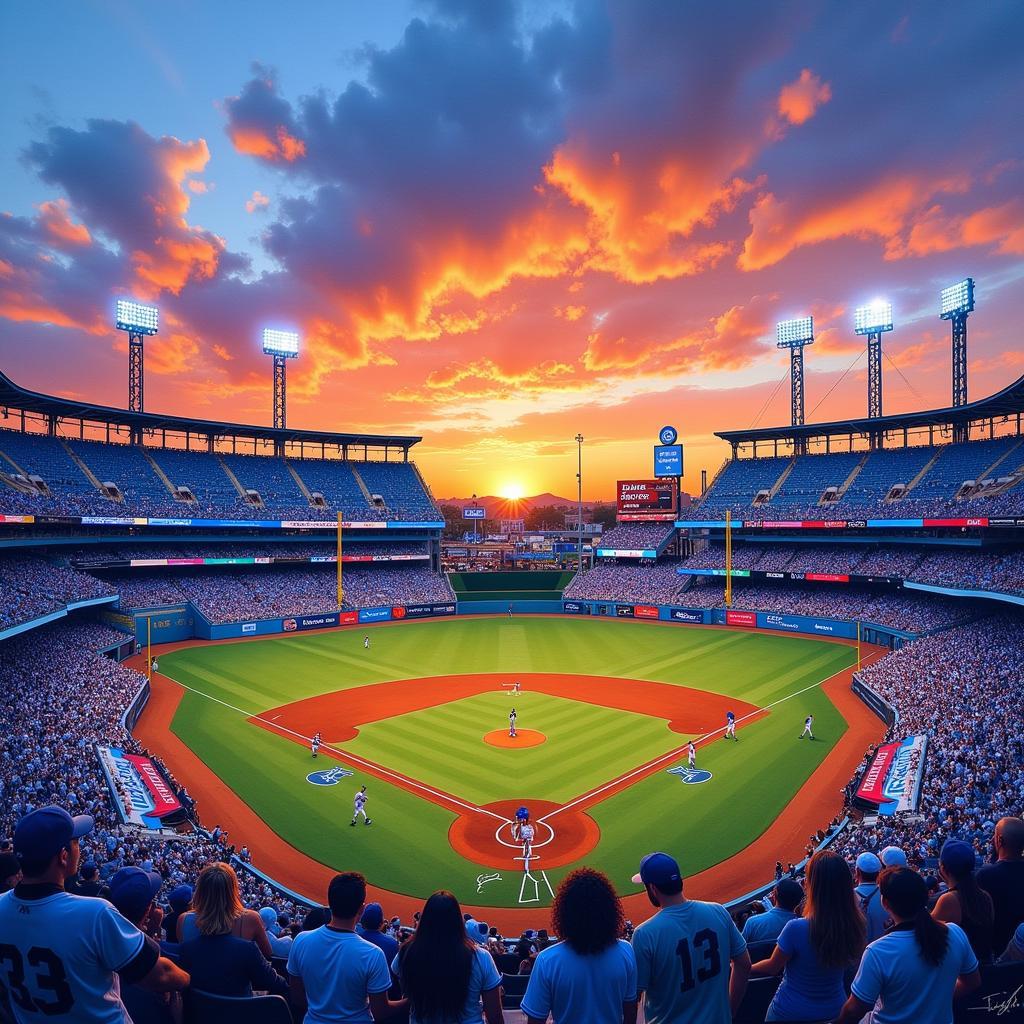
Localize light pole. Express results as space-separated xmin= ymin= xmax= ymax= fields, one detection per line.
xmin=115 ymin=299 xmax=159 ymax=442
xmin=575 ymin=433 xmax=584 ymax=572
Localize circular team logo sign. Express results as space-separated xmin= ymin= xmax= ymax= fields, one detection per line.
xmin=307 ymin=767 xmax=354 ymax=786
xmin=659 ymin=425 xmax=678 ymax=445
xmin=666 ymin=766 xmax=713 ymax=785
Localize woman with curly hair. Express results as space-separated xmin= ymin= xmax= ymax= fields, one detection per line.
xmin=521 ymin=867 xmax=637 ymax=1024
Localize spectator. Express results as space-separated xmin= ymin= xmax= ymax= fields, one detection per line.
xmin=69 ymin=859 xmax=106 ymax=898
xmin=742 ymin=877 xmax=803 ymax=944
xmin=977 ymin=816 xmax=1024 ymax=955
xmin=162 ymin=884 xmax=192 ymax=946
xmin=0 ymin=806 xmax=188 ymax=1023
xmin=0 ymin=851 xmax=21 ymax=893
xmin=837 ymin=867 xmax=981 ymax=1024
xmin=260 ymin=906 xmax=293 ymax=957
xmin=881 ymin=846 xmax=908 ymax=868
xmin=630 ymin=852 xmax=750 ymax=1023
xmin=177 ymin=863 xmax=286 ymax=998
xmin=108 ymin=867 xmax=180 ymax=1024
xmin=176 ymin=862 xmax=274 ymax=958
xmin=521 ymin=867 xmax=638 ymax=1024
xmin=753 ymin=850 xmax=865 ymax=1023
xmin=931 ymin=839 xmax=995 ymax=963
xmin=854 ymin=851 xmax=889 ymax=942
xmin=392 ymin=890 xmax=503 ymax=1024
xmin=287 ymin=871 xmax=405 ymax=1023
xmin=999 ymin=922 xmax=1024 ymax=963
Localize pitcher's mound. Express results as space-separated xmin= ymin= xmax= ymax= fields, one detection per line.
xmin=484 ymin=729 xmax=546 ymax=748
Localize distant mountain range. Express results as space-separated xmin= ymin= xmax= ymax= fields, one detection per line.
xmin=436 ymin=492 xmax=603 ymax=513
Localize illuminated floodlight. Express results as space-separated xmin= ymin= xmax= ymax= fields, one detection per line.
xmin=262 ymin=328 xmax=300 ymax=357
xmin=940 ymin=278 xmax=975 ymax=318
xmin=854 ymin=300 xmax=894 ymax=335
xmin=776 ymin=316 xmax=814 ymax=347
xmin=115 ymin=299 xmax=159 ymax=335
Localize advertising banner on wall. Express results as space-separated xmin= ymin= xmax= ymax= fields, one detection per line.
xmin=615 ymin=605 xmax=635 ymax=617
xmin=358 ymin=606 xmax=393 ymax=623
xmin=562 ymin=601 xmax=591 ymax=614
xmin=756 ymin=612 xmax=856 ymax=639
xmin=856 ymin=735 xmax=928 ymax=815
xmin=633 ymin=605 xmax=659 ymax=618
xmin=669 ymin=608 xmax=705 ymax=623
xmin=725 ymin=610 xmax=756 ymax=627
xmin=96 ymin=746 xmax=183 ymax=828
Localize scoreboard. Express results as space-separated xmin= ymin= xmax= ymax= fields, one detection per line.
xmin=616 ymin=479 xmax=678 ymax=520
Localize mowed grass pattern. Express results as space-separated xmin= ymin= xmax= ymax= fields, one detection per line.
xmin=343 ymin=692 xmax=684 ymax=804
xmin=161 ymin=617 xmax=859 ymax=907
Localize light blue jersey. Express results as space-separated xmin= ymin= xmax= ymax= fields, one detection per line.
xmin=521 ymin=939 xmax=636 ymax=1023
xmin=631 ymin=900 xmax=746 ymax=1024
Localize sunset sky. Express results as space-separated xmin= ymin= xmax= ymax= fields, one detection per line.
xmin=2 ymin=1 xmax=1023 ymax=500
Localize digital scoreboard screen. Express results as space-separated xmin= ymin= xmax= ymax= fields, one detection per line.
xmin=616 ymin=479 xmax=677 ymax=519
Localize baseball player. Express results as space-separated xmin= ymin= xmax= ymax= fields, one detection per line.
xmin=311 ymin=731 xmax=322 ymax=758
xmin=350 ymin=785 xmax=372 ymax=826
xmin=512 ymin=807 xmax=535 ymax=866
xmin=0 ymin=806 xmax=188 ymax=1021
xmin=725 ymin=710 xmax=737 ymax=741
xmin=512 ymin=680 xmax=522 ymax=695
xmin=363 ymin=635 xmax=370 ymax=650
xmin=687 ymin=740 xmax=697 ymax=768
xmin=799 ymin=714 xmax=815 ymax=740
xmin=509 ymin=708 xmax=517 ymax=738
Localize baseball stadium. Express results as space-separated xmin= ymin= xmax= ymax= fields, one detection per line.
xmin=3 ymin=6 xmax=1024 ymax=1023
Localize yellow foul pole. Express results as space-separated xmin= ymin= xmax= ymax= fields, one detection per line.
xmin=725 ymin=509 xmax=732 ymax=608
xmin=342 ymin=512 xmax=350 ymax=606
xmin=857 ymin=620 xmax=862 ymax=671
xmin=147 ymin=616 xmax=152 ymax=679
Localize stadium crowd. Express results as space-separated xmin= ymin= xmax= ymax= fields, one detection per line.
xmin=0 ymin=554 xmax=116 ymax=631
xmin=564 ymin=562 xmax=686 ymax=604
xmin=69 ymin=541 xmax=428 ymax=565
xmin=597 ymin=522 xmax=677 ymax=551
xmin=108 ymin=564 xmax=454 ymax=623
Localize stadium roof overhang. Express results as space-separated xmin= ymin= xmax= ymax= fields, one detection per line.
xmin=715 ymin=372 xmax=1024 ymax=453
xmin=0 ymin=370 xmax=422 ymax=453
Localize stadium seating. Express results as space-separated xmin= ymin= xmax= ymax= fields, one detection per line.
xmin=564 ymin=562 xmax=685 ymax=604
xmin=356 ymin=461 xmax=440 ymax=520
xmin=773 ymin=451 xmax=863 ymax=507
xmin=184 ymin=988 xmax=292 ymax=1024
xmin=220 ymin=453 xmax=307 ymax=511
xmin=288 ymin=457 xmax=381 ymax=517
xmin=597 ymin=522 xmax=676 ymax=551
xmin=67 ymin=438 xmax=176 ymax=514
xmin=0 ymin=554 xmax=116 ymax=631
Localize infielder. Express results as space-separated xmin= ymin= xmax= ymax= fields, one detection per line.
xmin=513 ymin=806 xmax=535 ymax=867
xmin=350 ymin=784 xmax=372 ymax=826
xmin=799 ymin=714 xmax=815 ymax=740
xmin=508 ymin=708 xmax=517 ymax=738
xmin=311 ymin=731 xmax=322 ymax=758
xmin=725 ymin=710 xmax=737 ymax=741
xmin=687 ymin=740 xmax=697 ymax=768
xmin=512 ymin=680 xmax=522 ymax=695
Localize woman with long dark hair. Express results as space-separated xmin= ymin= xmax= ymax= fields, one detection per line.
xmin=752 ymin=850 xmax=865 ymax=1021
xmin=521 ymin=867 xmax=637 ymax=1024
xmin=393 ymin=891 xmax=503 ymax=1024
xmin=836 ymin=867 xmax=981 ymax=1023
xmin=931 ymin=839 xmax=995 ymax=962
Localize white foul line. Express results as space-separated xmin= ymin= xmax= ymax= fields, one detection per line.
xmin=163 ymin=678 xmax=506 ymax=821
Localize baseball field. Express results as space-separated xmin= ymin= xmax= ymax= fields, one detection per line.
xmin=134 ymin=616 xmax=885 ymax=929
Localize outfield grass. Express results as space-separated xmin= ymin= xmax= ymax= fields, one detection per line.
xmin=160 ymin=617 xmax=856 ymax=908
xmin=343 ymin=692 xmax=685 ymax=804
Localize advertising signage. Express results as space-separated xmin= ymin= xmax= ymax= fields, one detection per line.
xmin=616 ymin=479 xmax=677 ymax=519
xmin=669 ymin=608 xmax=704 ymax=623
xmin=654 ymin=444 xmax=683 ymax=478
xmin=615 ymin=604 xmax=635 ymax=617
xmin=463 ymin=507 xmax=486 ymax=520
xmin=562 ymin=601 xmax=591 ymax=614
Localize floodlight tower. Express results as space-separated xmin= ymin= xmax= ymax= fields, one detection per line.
xmin=115 ymin=299 xmax=159 ymax=416
xmin=262 ymin=328 xmax=300 ymax=439
xmin=940 ymin=276 xmax=974 ymax=409
xmin=854 ymin=300 xmax=894 ymax=447
xmin=776 ymin=316 xmax=814 ymax=454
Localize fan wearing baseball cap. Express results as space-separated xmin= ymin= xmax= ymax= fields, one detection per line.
xmin=629 ymin=853 xmax=750 ymax=1024
xmin=932 ymin=839 xmax=995 ymax=963
xmin=0 ymin=805 xmax=189 ymax=1024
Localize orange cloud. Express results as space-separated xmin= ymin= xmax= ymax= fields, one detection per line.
xmin=902 ymin=198 xmax=1024 ymax=257
xmin=228 ymin=125 xmax=306 ymax=163
xmin=555 ymin=304 xmax=586 ymax=321
xmin=245 ymin=190 xmax=270 ymax=214
xmin=739 ymin=173 xmax=971 ymax=270
xmin=777 ymin=69 xmax=832 ymax=126
xmin=187 ymin=179 xmax=210 ymax=194
xmin=37 ymin=199 xmax=91 ymax=247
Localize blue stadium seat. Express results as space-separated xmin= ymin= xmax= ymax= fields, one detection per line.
xmin=183 ymin=989 xmax=291 ymax=1024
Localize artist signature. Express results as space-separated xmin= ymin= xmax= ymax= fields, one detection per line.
xmin=974 ymin=985 xmax=1023 ymax=1017
xmin=476 ymin=872 xmax=501 ymax=893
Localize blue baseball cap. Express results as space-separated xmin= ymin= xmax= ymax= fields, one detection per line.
xmin=880 ymin=846 xmax=908 ymax=867
xmin=516 ymin=807 xmax=529 ymax=820
xmin=14 ymin=806 xmax=93 ymax=865
xmin=360 ymin=902 xmax=384 ymax=929
xmin=167 ymin=884 xmax=193 ymax=909
xmin=940 ymin=839 xmax=977 ymax=876
xmin=109 ymin=867 xmax=163 ymax=923
xmin=856 ymin=852 xmax=882 ymax=874
xmin=632 ymin=852 xmax=682 ymax=888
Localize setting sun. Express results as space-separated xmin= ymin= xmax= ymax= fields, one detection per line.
xmin=499 ymin=482 xmax=525 ymax=500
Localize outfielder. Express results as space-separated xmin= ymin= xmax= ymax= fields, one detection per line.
xmin=687 ymin=740 xmax=697 ymax=768
xmin=509 ymin=708 xmax=517 ymax=738
xmin=799 ymin=714 xmax=815 ymax=740
xmin=725 ymin=710 xmax=737 ymax=741
xmin=363 ymin=635 xmax=370 ymax=650
xmin=350 ymin=785 xmax=372 ymax=826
